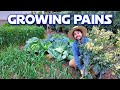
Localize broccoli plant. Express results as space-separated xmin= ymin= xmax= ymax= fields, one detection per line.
xmin=81 ymin=26 xmax=119 ymax=79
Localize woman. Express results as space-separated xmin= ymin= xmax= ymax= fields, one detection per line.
xmin=68 ymin=26 xmax=91 ymax=78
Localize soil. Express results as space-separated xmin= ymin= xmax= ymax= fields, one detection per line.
xmin=101 ymin=70 xmax=117 ymax=79
xmin=62 ymin=61 xmax=79 ymax=77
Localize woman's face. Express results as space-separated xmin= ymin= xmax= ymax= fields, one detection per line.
xmin=73 ymin=30 xmax=83 ymax=40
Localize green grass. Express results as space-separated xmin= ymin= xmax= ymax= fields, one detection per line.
xmin=0 ymin=45 xmax=79 ymax=79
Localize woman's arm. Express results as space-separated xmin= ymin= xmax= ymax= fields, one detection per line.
xmin=71 ymin=42 xmax=83 ymax=70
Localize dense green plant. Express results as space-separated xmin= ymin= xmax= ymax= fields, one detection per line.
xmin=0 ymin=45 xmax=45 ymax=79
xmin=0 ymin=45 xmax=75 ymax=79
xmin=24 ymin=27 xmax=120 ymax=79
xmin=82 ymin=26 xmax=120 ymax=79
xmin=1 ymin=27 xmax=120 ymax=79
xmin=24 ymin=34 xmax=74 ymax=61
xmin=47 ymin=34 xmax=74 ymax=61
xmin=24 ymin=37 xmax=51 ymax=55
xmin=0 ymin=24 xmax=45 ymax=47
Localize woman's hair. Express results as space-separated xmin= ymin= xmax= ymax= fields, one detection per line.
xmin=72 ymin=29 xmax=83 ymax=37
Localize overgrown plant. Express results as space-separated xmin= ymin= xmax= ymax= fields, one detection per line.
xmin=82 ymin=26 xmax=120 ymax=79
xmin=0 ymin=24 xmax=45 ymax=47
xmin=24 ymin=34 xmax=74 ymax=61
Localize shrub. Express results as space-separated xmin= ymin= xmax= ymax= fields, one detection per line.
xmin=82 ymin=26 xmax=120 ymax=78
xmin=0 ymin=24 xmax=45 ymax=47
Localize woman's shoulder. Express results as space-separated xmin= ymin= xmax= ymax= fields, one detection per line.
xmin=82 ymin=36 xmax=92 ymax=44
xmin=83 ymin=36 xmax=91 ymax=41
xmin=87 ymin=38 xmax=92 ymax=42
xmin=70 ymin=40 xmax=78 ymax=47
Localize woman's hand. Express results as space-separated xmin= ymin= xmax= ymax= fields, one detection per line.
xmin=80 ymin=69 xmax=85 ymax=79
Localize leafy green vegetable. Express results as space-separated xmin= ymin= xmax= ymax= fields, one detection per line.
xmin=47 ymin=34 xmax=73 ymax=61
xmin=24 ymin=34 xmax=74 ymax=62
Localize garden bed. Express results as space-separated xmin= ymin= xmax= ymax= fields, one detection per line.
xmin=0 ymin=22 xmax=120 ymax=79
xmin=18 ymin=41 xmax=118 ymax=79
